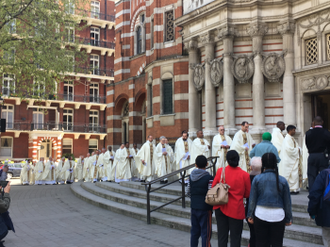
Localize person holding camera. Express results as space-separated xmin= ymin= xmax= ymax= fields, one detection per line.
xmin=0 ymin=182 xmax=13 ymax=247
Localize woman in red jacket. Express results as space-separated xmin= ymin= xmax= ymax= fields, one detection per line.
xmin=212 ymin=150 xmax=251 ymax=247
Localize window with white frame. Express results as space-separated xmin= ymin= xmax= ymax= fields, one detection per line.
xmin=136 ymin=26 xmax=142 ymax=54
xmin=62 ymin=138 xmax=73 ymax=154
xmin=90 ymin=27 xmax=100 ymax=46
xmin=305 ymin=37 xmax=318 ymax=65
xmin=33 ymin=108 xmax=44 ymax=129
xmin=33 ymin=81 xmax=45 ymax=97
xmin=65 ymin=0 xmax=75 ymax=14
xmin=64 ymin=81 xmax=74 ymax=101
xmin=2 ymin=74 xmax=15 ymax=96
xmin=89 ymin=110 xmax=99 ymax=132
xmin=89 ymin=83 xmax=99 ymax=103
xmin=63 ymin=109 xmax=73 ymax=131
xmin=2 ymin=105 xmax=14 ymax=129
xmin=5 ymin=15 xmax=15 ymax=34
xmin=91 ymin=1 xmax=100 ymax=19
xmin=0 ymin=137 xmax=12 ymax=158
xmin=65 ymin=24 xmax=75 ymax=42
xmin=88 ymin=139 xmax=98 ymax=154
xmin=165 ymin=11 xmax=174 ymax=42
xmin=90 ymin=54 xmax=99 ymax=75
xmin=3 ymin=48 xmax=15 ymax=65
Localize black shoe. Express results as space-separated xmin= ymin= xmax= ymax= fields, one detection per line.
xmin=290 ymin=191 xmax=299 ymax=195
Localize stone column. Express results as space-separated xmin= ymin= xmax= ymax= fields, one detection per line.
xmin=219 ymin=28 xmax=236 ymax=134
xmin=248 ymin=23 xmax=268 ymax=133
xmin=188 ymin=39 xmax=200 ymax=137
xmin=201 ymin=32 xmax=217 ymax=137
xmin=278 ymin=21 xmax=296 ymax=126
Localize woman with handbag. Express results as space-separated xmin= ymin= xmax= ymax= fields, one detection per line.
xmin=247 ymin=153 xmax=292 ymax=247
xmin=211 ymin=150 xmax=251 ymax=247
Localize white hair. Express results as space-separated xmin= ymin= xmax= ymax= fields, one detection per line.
xmin=250 ymin=157 xmax=262 ymax=175
xmin=159 ymin=136 xmax=166 ymax=140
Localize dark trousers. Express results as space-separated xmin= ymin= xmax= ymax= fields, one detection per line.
xmin=247 ymin=220 xmax=256 ymax=247
xmin=254 ymin=217 xmax=285 ymax=247
xmin=191 ymin=209 xmax=212 ymax=247
xmin=215 ymin=209 xmax=243 ymax=247
xmin=308 ymin=153 xmax=329 ymax=190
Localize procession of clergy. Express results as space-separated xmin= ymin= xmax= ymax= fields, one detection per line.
xmin=19 ymin=121 xmax=305 ymax=193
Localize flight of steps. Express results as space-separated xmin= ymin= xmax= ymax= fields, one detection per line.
xmin=71 ymin=181 xmax=323 ymax=246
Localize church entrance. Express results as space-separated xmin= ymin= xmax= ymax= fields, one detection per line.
xmin=38 ymin=139 xmax=52 ymax=160
xmin=312 ymin=92 xmax=330 ymax=131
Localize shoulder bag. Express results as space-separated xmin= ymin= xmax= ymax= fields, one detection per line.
xmin=205 ymin=167 xmax=230 ymax=206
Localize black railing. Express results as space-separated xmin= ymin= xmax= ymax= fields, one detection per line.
xmin=54 ymin=94 xmax=106 ymax=103
xmin=78 ymin=37 xmax=115 ymax=49
xmin=5 ymin=122 xmax=106 ymax=133
xmin=75 ymin=66 xmax=114 ymax=77
xmin=77 ymin=9 xmax=115 ymax=22
xmin=143 ymin=156 xmax=218 ymax=224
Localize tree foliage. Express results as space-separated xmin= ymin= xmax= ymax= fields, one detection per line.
xmin=0 ymin=0 xmax=88 ymax=99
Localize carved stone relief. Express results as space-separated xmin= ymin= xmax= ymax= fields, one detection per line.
xmin=261 ymin=54 xmax=285 ymax=83
xmin=209 ymin=59 xmax=223 ymax=87
xmin=301 ymin=75 xmax=330 ymax=91
xmin=231 ymin=56 xmax=254 ymax=83
xmin=193 ymin=64 xmax=205 ymax=91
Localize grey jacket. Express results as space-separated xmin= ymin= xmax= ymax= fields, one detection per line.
xmin=0 ymin=193 xmax=10 ymax=214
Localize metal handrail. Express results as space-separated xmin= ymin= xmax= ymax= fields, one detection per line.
xmin=142 ymin=156 xmax=218 ymax=224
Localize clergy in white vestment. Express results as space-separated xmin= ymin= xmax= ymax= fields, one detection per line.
xmin=135 ymin=135 xmax=156 ymax=182
xmin=75 ymin=156 xmax=84 ymax=181
xmin=155 ymin=137 xmax=172 ymax=183
xmin=271 ymin=121 xmax=286 ymax=156
xmin=175 ymin=131 xmax=192 ymax=175
xmin=42 ymin=157 xmax=56 ymax=185
xmin=165 ymin=139 xmax=175 ymax=172
xmin=103 ymin=146 xmax=115 ymax=181
xmin=30 ymin=161 xmax=35 ymax=185
xmin=114 ymin=143 xmax=132 ymax=182
xmin=20 ymin=161 xmax=32 ymax=185
xmin=230 ymin=121 xmax=256 ymax=172
xmin=57 ymin=157 xmax=66 ymax=184
xmin=34 ymin=158 xmax=45 ymax=185
xmin=83 ymin=153 xmax=91 ymax=182
xmin=130 ymin=143 xmax=140 ymax=181
xmin=212 ymin=126 xmax=232 ymax=171
xmin=62 ymin=157 xmax=75 ymax=184
xmin=279 ymin=125 xmax=303 ymax=194
xmin=190 ymin=130 xmax=211 ymax=169
xmin=97 ymin=148 xmax=107 ymax=181
xmin=89 ymin=151 xmax=99 ymax=183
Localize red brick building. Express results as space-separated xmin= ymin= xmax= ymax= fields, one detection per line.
xmin=109 ymin=0 xmax=189 ymax=148
xmin=1 ymin=0 xmax=115 ymax=162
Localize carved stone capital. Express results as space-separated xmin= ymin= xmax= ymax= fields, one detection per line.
xmin=217 ymin=25 xmax=236 ymax=40
xmin=188 ymin=39 xmax=198 ymax=51
xmin=261 ymin=53 xmax=285 ymax=83
xmin=200 ymin=31 xmax=214 ymax=45
xmin=277 ymin=20 xmax=295 ymax=36
xmin=231 ymin=56 xmax=254 ymax=83
xmin=247 ymin=22 xmax=268 ymax=37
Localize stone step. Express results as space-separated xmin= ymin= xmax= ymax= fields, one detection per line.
xmin=80 ymin=182 xmax=322 ymax=244
xmin=120 ymin=181 xmax=309 ymax=213
xmin=71 ymin=182 xmax=323 ymax=247
xmin=96 ymin=182 xmax=316 ymax=228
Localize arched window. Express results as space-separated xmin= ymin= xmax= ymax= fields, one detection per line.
xmin=136 ymin=26 xmax=142 ymax=54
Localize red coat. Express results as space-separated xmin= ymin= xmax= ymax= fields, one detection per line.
xmin=211 ymin=166 xmax=251 ymax=220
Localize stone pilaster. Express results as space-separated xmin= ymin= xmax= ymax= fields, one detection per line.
xmin=218 ymin=26 xmax=236 ymax=135
xmin=278 ymin=20 xmax=296 ymax=126
xmin=201 ymin=32 xmax=217 ymax=138
xmin=247 ymin=22 xmax=268 ymax=133
xmin=188 ymin=39 xmax=200 ymax=138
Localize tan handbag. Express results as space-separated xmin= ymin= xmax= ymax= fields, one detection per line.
xmin=205 ymin=167 xmax=230 ymax=206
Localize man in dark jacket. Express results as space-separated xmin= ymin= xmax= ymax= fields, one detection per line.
xmin=0 ymin=182 xmax=11 ymax=247
xmin=308 ymin=167 xmax=330 ymax=246
xmin=186 ymin=155 xmax=213 ymax=247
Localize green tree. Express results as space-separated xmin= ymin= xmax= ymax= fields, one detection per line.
xmin=0 ymin=0 xmax=88 ymax=100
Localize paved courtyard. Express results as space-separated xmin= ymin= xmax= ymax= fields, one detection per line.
xmin=4 ymin=179 xmax=218 ymax=247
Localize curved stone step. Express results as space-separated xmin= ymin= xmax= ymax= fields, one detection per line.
xmin=80 ymin=182 xmax=323 ymax=244
xmin=71 ymin=182 xmax=324 ymax=247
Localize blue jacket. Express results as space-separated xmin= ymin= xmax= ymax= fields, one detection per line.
xmin=247 ymin=170 xmax=292 ymax=223
xmin=249 ymin=140 xmax=281 ymax=163
xmin=308 ymin=168 xmax=330 ymax=227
